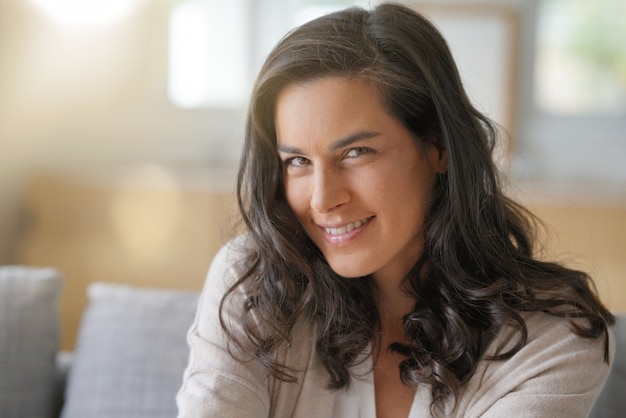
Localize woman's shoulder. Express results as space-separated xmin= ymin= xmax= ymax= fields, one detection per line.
xmin=456 ymin=311 xmax=614 ymax=416
xmin=203 ymin=235 xmax=254 ymax=291
xmin=190 ymin=235 xmax=256 ymax=343
xmin=211 ymin=234 xmax=252 ymax=269
xmin=488 ymin=310 xmax=612 ymax=359
xmin=201 ymin=234 xmax=316 ymax=340
xmin=482 ymin=311 xmax=613 ymax=381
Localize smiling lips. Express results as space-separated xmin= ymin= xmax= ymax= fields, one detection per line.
xmin=322 ymin=216 xmax=373 ymax=236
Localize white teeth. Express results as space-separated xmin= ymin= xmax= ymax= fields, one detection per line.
xmin=325 ymin=217 xmax=370 ymax=235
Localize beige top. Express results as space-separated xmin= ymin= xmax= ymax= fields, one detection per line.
xmin=177 ymin=241 xmax=614 ymax=418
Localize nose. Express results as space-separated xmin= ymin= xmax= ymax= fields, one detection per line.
xmin=310 ymin=165 xmax=349 ymax=213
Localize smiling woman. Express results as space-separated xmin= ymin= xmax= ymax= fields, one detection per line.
xmin=276 ymin=78 xmax=446 ymax=284
xmin=176 ymin=4 xmax=615 ymax=418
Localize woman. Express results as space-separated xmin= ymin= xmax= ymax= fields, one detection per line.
xmin=177 ymin=3 xmax=614 ymax=417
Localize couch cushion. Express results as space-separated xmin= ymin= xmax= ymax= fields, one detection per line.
xmin=61 ymin=282 xmax=199 ymax=418
xmin=0 ymin=266 xmax=62 ymax=418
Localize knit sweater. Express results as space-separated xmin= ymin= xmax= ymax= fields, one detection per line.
xmin=176 ymin=241 xmax=613 ymax=418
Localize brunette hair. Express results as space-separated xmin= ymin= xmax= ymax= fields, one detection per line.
xmin=225 ymin=2 xmax=614 ymax=412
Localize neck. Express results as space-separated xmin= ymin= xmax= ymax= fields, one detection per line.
xmin=373 ymin=282 xmax=415 ymax=349
xmin=373 ymin=276 xmax=414 ymax=321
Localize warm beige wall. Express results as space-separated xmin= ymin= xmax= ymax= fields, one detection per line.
xmin=16 ymin=167 xmax=239 ymax=349
xmin=0 ymin=0 xmax=160 ymax=262
xmin=521 ymin=191 xmax=626 ymax=313
xmin=0 ymin=0 xmax=245 ymax=263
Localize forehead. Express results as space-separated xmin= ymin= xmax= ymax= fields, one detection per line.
xmin=274 ymin=77 xmax=390 ymax=145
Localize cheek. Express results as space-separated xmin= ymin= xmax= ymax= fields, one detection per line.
xmin=284 ymin=179 xmax=309 ymax=219
xmin=374 ymin=168 xmax=433 ymax=221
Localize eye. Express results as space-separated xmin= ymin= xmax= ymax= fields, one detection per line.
xmin=282 ymin=156 xmax=311 ymax=168
xmin=344 ymin=147 xmax=372 ymax=158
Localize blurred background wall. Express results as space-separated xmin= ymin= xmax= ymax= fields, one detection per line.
xmin=0 ymin=0 xmax=246 ymax=261
xmin=0 ymin=0 xmax=624 ymax=349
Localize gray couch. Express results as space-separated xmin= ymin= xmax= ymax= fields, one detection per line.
xmin=0 ymin=266 xmax=623 ymax=417
xmin=0 ymin=266 xmax=198 ymax=418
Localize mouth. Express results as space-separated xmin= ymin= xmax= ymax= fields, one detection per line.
xmin=323 ymin=216 xmax=374 ymax=236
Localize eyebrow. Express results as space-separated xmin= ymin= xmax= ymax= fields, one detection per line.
xmin=277 ymin=130 xmax=381 ymax=154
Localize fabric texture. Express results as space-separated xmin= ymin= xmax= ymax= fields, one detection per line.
xmin=0 ymin=266 xmax=62 ymax=418
xmin=177 ymin=240 xmax=615 ymax=418
xmin=61 ymin=282 xmax=199 ymax=418
xmin=590 ymin=314 xmax=626 ymax=418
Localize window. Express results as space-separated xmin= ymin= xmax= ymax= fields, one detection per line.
xmin=534 ymin=0 xmax=626 ymax=115
xmin=167 ymin=0 xmax=249 ymax=108
xmin=167 ymin=0 xmax=366 ymax=109
xmin=519 ymin=0 xmax=626 ymax=187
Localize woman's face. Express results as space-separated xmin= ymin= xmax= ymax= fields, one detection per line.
xmin=275 ymin=77 xmax=445 ymax=284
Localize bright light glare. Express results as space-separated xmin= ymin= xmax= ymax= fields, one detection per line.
xmin=28 ymin=0 xmax=143 ymax=27
xmin=168 ymin=0 xmax=248 ymax=108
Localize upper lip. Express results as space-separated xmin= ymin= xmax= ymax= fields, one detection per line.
xmin=316 ymin=216 xmax=373 ymax=229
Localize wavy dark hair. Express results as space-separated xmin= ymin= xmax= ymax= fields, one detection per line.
xmin=224 ymin=2 xmax=614 ymax=412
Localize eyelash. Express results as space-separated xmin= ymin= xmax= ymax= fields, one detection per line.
xmin=281 ymin=147 xmax=374 ymax=168
xmin=282 ymin=156 xmax=310 ymax=168
xmin=345 ymin=147 xmax=372 ymax=158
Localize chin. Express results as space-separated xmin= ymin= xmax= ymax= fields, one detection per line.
xmin=326 ymin=259 xmax=372 ymax=279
